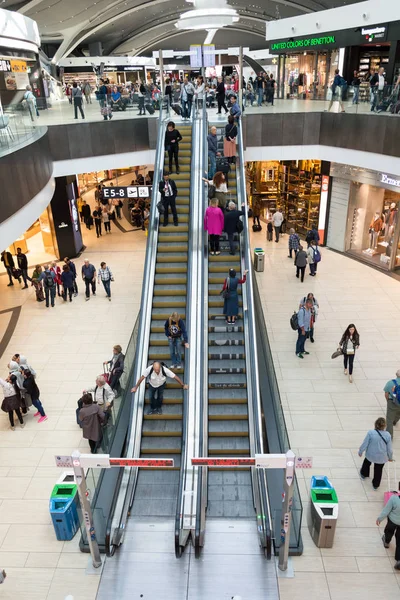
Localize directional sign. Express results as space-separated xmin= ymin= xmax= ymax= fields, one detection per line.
xmin=109 ymin=458 xmax=174 ymax=467
xmin=102 ymin=186 xmax=152 ymax=199
xmin=295 ymin=457 xmax=313 ymax=469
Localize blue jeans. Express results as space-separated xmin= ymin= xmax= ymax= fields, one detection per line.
xmin=182 ymin=99 xmax=192 ymax=118
xmin=102 ymin=279 xmax=111 ymax=297
xmin=31 ymin=396 xmax=45 ymax=417
xmin=168 ymin=338 xmax=182 ymax=366
xmin=208 ymin=151 xmax=216 ymax=179
xmin=296 ymin=328 xmax=307 ymax=355
xmin=257 ymin=88 xmax=263 ymax=106
xmin=352 ymin=86 xmax=359 ymax=104
xmin=45 ymin=286 xmax=56 ymax=307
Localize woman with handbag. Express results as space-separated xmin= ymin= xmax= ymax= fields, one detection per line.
xmin=221 ymin=268 xmax=248 ymax=325
xmin=223 ymin=115 xmax=237 ymax=164
xmin=202 ymin=172 xmax=228 ymax=211
xmin=358 ymin=417 xmax=392 ymax=490
xmin=339 ymin=323 xmax=360 ymax=383
xmin=0 ymin=374 xmax=25 ymax=431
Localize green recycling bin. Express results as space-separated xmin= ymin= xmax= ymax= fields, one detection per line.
xmin=253 ymin=248 xmax=265 ymax=272
xmin=307 ymin=486 xmax=339 ymax=548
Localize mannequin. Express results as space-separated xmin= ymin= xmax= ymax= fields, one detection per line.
xmin=385 ymin=202 xmax=398 ymax=242
xmin=369 ymin=212 xmax=383 ymax=250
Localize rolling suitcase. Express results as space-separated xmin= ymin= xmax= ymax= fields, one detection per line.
xmin=252 ymin=224 xmax=262 ymax=232
xmin=216 ymin=156 xmax=230 ymax=174
xmin=171 ymin=103 xmax=182 ymax=116
xmin=145 ymin=104 xmax=155 ymax=115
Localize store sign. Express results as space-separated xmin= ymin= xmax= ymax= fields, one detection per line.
xmin=379 ymin=173 xmax=400 ymax=188
xmin=361 ymin=25 xmax=387 ymax=42
xmin=102 ymin=186 xmax=152 ymax=199
xmin=0 ymin=59 xmax=11 ymax=71
xmin=270 ymin=35 xmax=336 ymax=51
xmin=103 ymin=65 xmax=143 ymax=72
xmin=10 ymin=59 xmax=27 ymax=73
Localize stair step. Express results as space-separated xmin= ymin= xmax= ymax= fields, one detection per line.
xmin=209 ymin=421 xmax=249 ymax=435
xmin=209 ymin=437 xmax=250 ymax=453
xmin=209 ymin=405 xmax=248 ymax=417
xmin=152 ymin=308 xmax=186 ymax=319
xmin=208 ymin=359 xmax=246 ymax=374
xmin=208 ymin=374 xmax=246 ymax=388
xmin=148 ymin=348 xmax=173 ymax=361
xmin=209 ymin=298 xmax=243 ymax=308
xmin=209 ymin=284 xmax=242 ymax=296
xmin=208 ymin=388 xmax=248 ymax=402
xmin=153 ymin=295 xmax=186 ymax=307
xmin=209 ymin=255 xmax=240 ymax=263
xmin=142 ymin=420 xmax=182 ymax=435
xmin=159 ymin=226 xmax=188 ymax=235
xmin=144 ymin=404 xmax=183 ymax=417
xmin=155 ymin=264 xmax=188 ymax=275
xmin=209 ymin=263 xmax=241 ymax=273
xmin=153 ymin=284 xmax=187 ymax=295
xmin=208 ymin=307 xmax=242 ymax=319
xmin=157 ymin=242 xmax=188 ymax=252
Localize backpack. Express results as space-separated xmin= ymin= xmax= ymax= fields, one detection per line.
xmin=168 ymin=318 xmax=181 ymax=338
xmin=146 ymin=362 xmax=167 ymax=383
xmin=391 ymin=380 xmax=400 ymax=404
xmin=44 ymin=273 xmax=55 ymax=288
xmin=306 ymin=230 xmax=314 ymax=244
xmin=208 ymin=184 xmax=216 ymax=200
xmin=313 ymin=247 xmax=321 ymax=263
xmin=290 ymin=311 xmax=299 ymax=331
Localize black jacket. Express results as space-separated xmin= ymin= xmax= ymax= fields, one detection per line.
xmin=159 ymin=179 xmax=177 ymax=199
xmin=369 ymin=73 xmax=379 ymax=88
xmin=17 ymin=253 xmax=28 ymax=270
xmin=224 ymin=209 xmax=245 ymax=234
xmin=1 ymin=251 xmax=14 ymax=269
xmin=216 ymin=81 xmax=225 ymax=98
xmin=165 ymin=128 xmax=182 ymax=149
xmin=23 ymin=374 xmax=40 ymax=398
xmin=82 ymin=204 xmax=91 ymax=217
xmin=225 ymin=123 xmax=237 ymax=140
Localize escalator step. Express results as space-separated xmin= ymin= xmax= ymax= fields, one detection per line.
xmin=209 ymin=255 xmax=240 ymax=263
xmin=157 ymin=253 xmax=187 ymax=263
xmin=209 ymin=332 xmax=244 ymax=344
xmin=209 ymin=404 xmax=248 ymax=417
xmin=209 ymin=264 xmax=240 ymax=273
xmin=209 ymin=420 xmax=249 ymax=435
xmin=141 ymin=437 xmax=182 ymax=452
xmin=153 ymin=284 xmax=187 ymax=295
xmin=208 ymin=350 xmax=245 ymax=360
xmin=209 ymin=308 xmax=242 ymax=318
xmin=209 ymin=298 xmax=243 ymax=308
xmin=208 ymin=320 xmax=243 ymax=333
xmin=158 ymin=226 xmax=188 ymax=234
xmin=208 ymin=284 xmax=242 ymax=296
xmin=148 ymin=350 xmax=172 ymax=361
xmin=155 ymin=274 xmax=187 ymax=284
xmin=208 ymin=359 xmax=246 ymax=374
xmin=209 ymin=437 xmax=250 ymax=454
xmin=157 ymin=243 xmax=188 ymax=252
xmin=152 ymin=308 xmax=186 ymax=319
xmin=208 ymin=374 xmax=246 ymax=388
xmin=142 ymin=420 xmax=182 ymax=435
xmin=208 ymin=388 xmax=248 ymax=402
xmin=153 ymin=295 xmax=186 ymax=307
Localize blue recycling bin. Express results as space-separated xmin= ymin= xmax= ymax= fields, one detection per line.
xmin=49 ymin=485 xmax=80 ymax=541
xmin=310 ymin=475 xmax=333 ymax=490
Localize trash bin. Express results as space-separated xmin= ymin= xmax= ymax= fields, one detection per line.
xmin=253 ymin=248 xmax=265 ymax=272
xmin=310 ymin=475 xmax=333 ymax=490
xmin=49 ymin=482 xmax=80 ymax=541
xmin=307 ymin=485 xmax=339 ymax=548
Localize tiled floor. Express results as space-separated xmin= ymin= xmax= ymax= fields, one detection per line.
xmin=0 ymin=204 xmax=147 ymax=599
xmin=253 ymin=232 xmax=400 ymax=598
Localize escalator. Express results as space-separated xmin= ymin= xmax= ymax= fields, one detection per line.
xmin=131 ymin=124 xmax=192 ymax=516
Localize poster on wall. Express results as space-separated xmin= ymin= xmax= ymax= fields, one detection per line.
xmin=5 ymin=72 xmax=30 ymax=90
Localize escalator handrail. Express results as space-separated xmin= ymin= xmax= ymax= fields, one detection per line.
xmin=194 ymin=102 xmax=209 ymax=556
xmin=174 ymin=112 xmax=199 ymax=557
xmin=105 ymin=100 xmax=167 ymax=556
xmin=236 ymin=120 xmax=273 ymax=559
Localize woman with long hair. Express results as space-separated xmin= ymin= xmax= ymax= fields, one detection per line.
xmin=222 ymin=268 xmax=249 ymax=325
xmin=203 ymin=171 xmax=228 ymax=211
xmin=223 ymin=114 xmax=237 ymax=164
xmin=0 ymin=374 xmax=24 ymax=431
xmin=195 ymin=76 xmax=205 ymax=108
xmin=339 ymin=323 xmax=360 ymax=383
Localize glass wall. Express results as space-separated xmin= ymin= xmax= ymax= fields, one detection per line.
xmin=345 ymin=182 xmax=400 ymax=270
xmin=280 ymin=49 xmax=338 ymax=100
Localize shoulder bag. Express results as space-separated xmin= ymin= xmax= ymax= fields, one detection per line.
xmin=220 ymin=277 xmax=230 ymax=299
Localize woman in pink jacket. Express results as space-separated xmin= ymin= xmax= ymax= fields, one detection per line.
xmin=204 ymin=198 xmax=224 ymax=255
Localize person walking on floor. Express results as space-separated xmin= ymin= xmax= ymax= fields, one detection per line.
xmin=164 ymin=312 xmax=189 ymax=369
xmin=299 ymin=293 xmax=319 ymax=343
xmin=50 ymin=262 xmax=62 ymax=297
xmin=16 ymin=248 xmax=31 ymax=289
xmin=272 ymin=208 xmax=283 ymax=242
xmin=131 ymin=361 xmax=188 ymax=415
xmin=216 ymin=76 xmax=228 ymax=115
xmin=384 ymin=370 xmax=400 ymax=439
xmin=82 ymin=259 xmax=96 ymax=301
xmin=98 ymin=261 xmax=113 ymax=301
xmin=224 ymin=201 xmax=245 ymax=256
xmin=267 ymin=220 xmax=273 ymax=241
xmin=102 ymin=207 xmax=111 ymax=233
xmin=204 ymin=198 xmax=224 ymax=255
xmin=328 ymin=68 xmax=346 ymax=113
xmin=207 ymin=126 xmax=219 ymax=179
xmin=31 ymin=265 xmax=44 ymax=302
xmin=0 ymin=374 xmax=24 ymax=430
xmin=79 ymin=393 xmax=105 ymax=453
xmin=83 ymin=80 xmax=92 ymax=104
xmin=22 ymin=369 xmax=47 ymax=422
xmin=377 ymin=488 xmax=400 ymax=570
xmin=165 ymin=121 xmax=182 ymax=175
xmin=180 ymin=77 xmax=195 ymax=119
xmin=38 ymin=265 xmax=56 ymax=307
xmin=339 ymin=323 xmax=360 ymax=383
xmin=307 ymin=239 xmax=321 ymax=277
xmin=159 ymin=171 xmax=178 ymax=227
xmin=288 ymin=228 xmax=300 ymax=258
xmin=72 ymin=82 xmax=85 ymax=119
xmin=222 ymin=268 xmax=248 ymax=325
xmin=295 ymin=297 xmax=313 ymax=359
xmin=64 ymin=257 xmax=78 ymax=296
xmin=252 ymin=197 xmax=261 ymax=228
xmin=61 ymin=264 xmax=75 ymax=302
xmin=1 ymin=250 xmax=16 ymax=287
xmin=93 ymin=207 xmax=103 ymax=237
xmin=359 ymin=417 xmax=392 ymax=490
xmin=294 ymin=245 xmax=308 ymax=282
xmin=306 ymin=225 xmax=320 ymax=247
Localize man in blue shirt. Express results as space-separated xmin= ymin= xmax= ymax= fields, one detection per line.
xmin=38 ymin=265 xmax=56 ymax=308
xmin=384 ymin=370 xmax=400 ymax=438
xmin=229 ymin=95 xmax=241 ymax=120
xmin=82 ymin=259 xmax=96 ymax=301
xmin=110 ymin=86 xmax=125 ymax=111
xmin=296 ymin=298 xmax=313 ymax=358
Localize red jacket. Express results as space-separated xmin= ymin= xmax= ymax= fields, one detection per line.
xmin=50 ymin=266 xmax=61 ymax=285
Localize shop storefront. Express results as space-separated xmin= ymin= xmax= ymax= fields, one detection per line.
xmin=327 ymin=164 xmax=400 ymax=272
xmin=248 ymin=159 xmax=330 ymax=240
xmin=270 ymin=21 xmax=400 ymax=100
xmin=62 ymin=65 xmax=146 ymax=89
xmin=6 ymin=206 xmax=59 ymax=266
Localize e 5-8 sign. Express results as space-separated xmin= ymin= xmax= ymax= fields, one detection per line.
xmin=102 ymin=186 xmax=152 ymax=199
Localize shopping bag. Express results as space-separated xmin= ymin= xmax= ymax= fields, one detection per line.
xmin=384 ymin=462 xmax=400 ymax=505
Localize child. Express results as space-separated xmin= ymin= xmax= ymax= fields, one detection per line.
xmin=288 ymin=228 xmax=300 ymax=258
xmin=267 ymin=221 xmax=273 ymax=242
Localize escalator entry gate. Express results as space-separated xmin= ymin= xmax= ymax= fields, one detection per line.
xmin=307 ymin=477 xmax=339 ymax=548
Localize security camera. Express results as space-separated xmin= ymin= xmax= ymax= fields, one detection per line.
xmin=362 ymin=12 xmax=369 ymax=19
xmin=291 ymin=26 xmax=296 ymax=32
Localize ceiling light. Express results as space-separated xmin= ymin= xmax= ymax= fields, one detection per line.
xmin=175 ymin=0 xmax=239 ymax=31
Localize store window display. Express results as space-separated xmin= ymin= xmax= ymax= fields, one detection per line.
xmin=346 ymin=183 xmax=400 ymax=270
